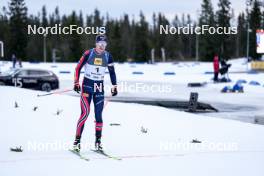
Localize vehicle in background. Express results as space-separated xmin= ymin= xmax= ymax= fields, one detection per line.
xmin=0 ymin=68 xmax=59 ymax=91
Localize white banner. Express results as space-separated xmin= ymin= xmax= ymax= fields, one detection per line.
xmin=257 ymin=29 xmax=264 ymax=54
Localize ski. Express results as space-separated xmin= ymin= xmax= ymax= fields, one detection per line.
xmin=91 ymin=149 xmax=122 ymax=160
xmin=69 ymin=149 xmax=90 ymax=161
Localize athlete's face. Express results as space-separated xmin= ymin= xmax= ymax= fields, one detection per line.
xmin=95 ymin=41 xmax=107 ymax=53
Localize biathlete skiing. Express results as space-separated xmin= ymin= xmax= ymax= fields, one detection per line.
xmin=72 ymin=34 xmax=118 ymax=152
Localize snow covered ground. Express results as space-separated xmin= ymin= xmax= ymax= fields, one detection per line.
xmin=0 ymin=86 xmax=264 ymax=176
xmin=0 ymin=59 xmax=264 ymax=176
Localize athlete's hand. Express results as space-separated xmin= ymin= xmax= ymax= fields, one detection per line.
xmin=111 ymin=85 xmax=118 ymax=96
xmin=74 ymin=83 xmax=81 ymax=93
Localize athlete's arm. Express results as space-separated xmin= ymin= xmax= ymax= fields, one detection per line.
xmin=74 ymin=50 xmax=90 ymax=84
xmin=107 ymin=53 xmax=117 ymax=86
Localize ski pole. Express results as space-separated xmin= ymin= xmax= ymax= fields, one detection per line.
xmin=37 ymin=88 xmax=73 ymax=97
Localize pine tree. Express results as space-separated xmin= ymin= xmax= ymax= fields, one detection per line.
xmin=84 ymin=14 xmax=94 ymax=49
xmin=0 ymin=7 xmax=10 ymax=59
xmin=186 ymin=14 xmax=196 ymax=59
xmin=53 ymin=7 xmax=61 ymax=58
xmin=237 ymin=13 xmax=247 ymax=57
xmin=8 ymin=0 xmax=28 ymax=59
xmin=216 ymin=0 xmax=232 ymax=60
xmin=199 ymin=0 xmax=216 ymax=61
xmin=68 ymin=11 xmax=83 ymax=62
xmin=262 ymin=11 xmax=264 ymax=29
xmin=93 ymin=9 xmax=103 ymax=27
xmin=41 ymin=6 xmax=48 ymax=27
xmin=26 ymin=14 xmax=42 ymax=60
xmin=120 ymin=14 xmax=132 ymax=60
xmin=134 ymin=12 xmax=150 ymax=62
xmin=156 ymin=13 xmax=169 ymax=60
xmin=171 ymin=15 xmax=183 ymax=59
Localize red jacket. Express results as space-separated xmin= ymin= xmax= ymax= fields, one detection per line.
xmin=213 ymin=56 xmax=219 ymax=72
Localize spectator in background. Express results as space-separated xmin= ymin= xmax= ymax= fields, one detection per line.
xmin=18 ymin=58 xmax=22 ymax=68
xmin=213 ymin=54 xmax=219 ymax=82
xmin=220 ymin=58 xmax=227 ymax=68
xmin=12 ymin=54 xmax=17 ymax=68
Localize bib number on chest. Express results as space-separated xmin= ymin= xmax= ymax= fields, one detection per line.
xmin=85 ymin=64 xmax=106 ymax=81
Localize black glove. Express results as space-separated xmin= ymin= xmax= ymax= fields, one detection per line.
xmin=74 ymin=83 xmax=81 ymax=93
xmin=111 ymin=86 xmax=118 ymax=96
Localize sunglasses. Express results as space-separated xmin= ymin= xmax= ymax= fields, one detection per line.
xmin=97 ymin=41 xmax=107 ymax=47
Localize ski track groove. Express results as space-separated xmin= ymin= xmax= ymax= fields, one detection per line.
xmin=1 ymin=150 xmax=264 ymax=163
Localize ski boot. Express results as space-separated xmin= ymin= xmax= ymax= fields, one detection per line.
xmin=73 ymin=136 xmax=81 ymax=152
xmin=95 ymin=137 xmax=103 ymax=151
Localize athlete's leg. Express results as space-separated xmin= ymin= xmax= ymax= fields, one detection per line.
xmin=93 ymin=92 xmax=104 ymax=148
xmin=75 ymin=92 xmax=92 ymax=140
